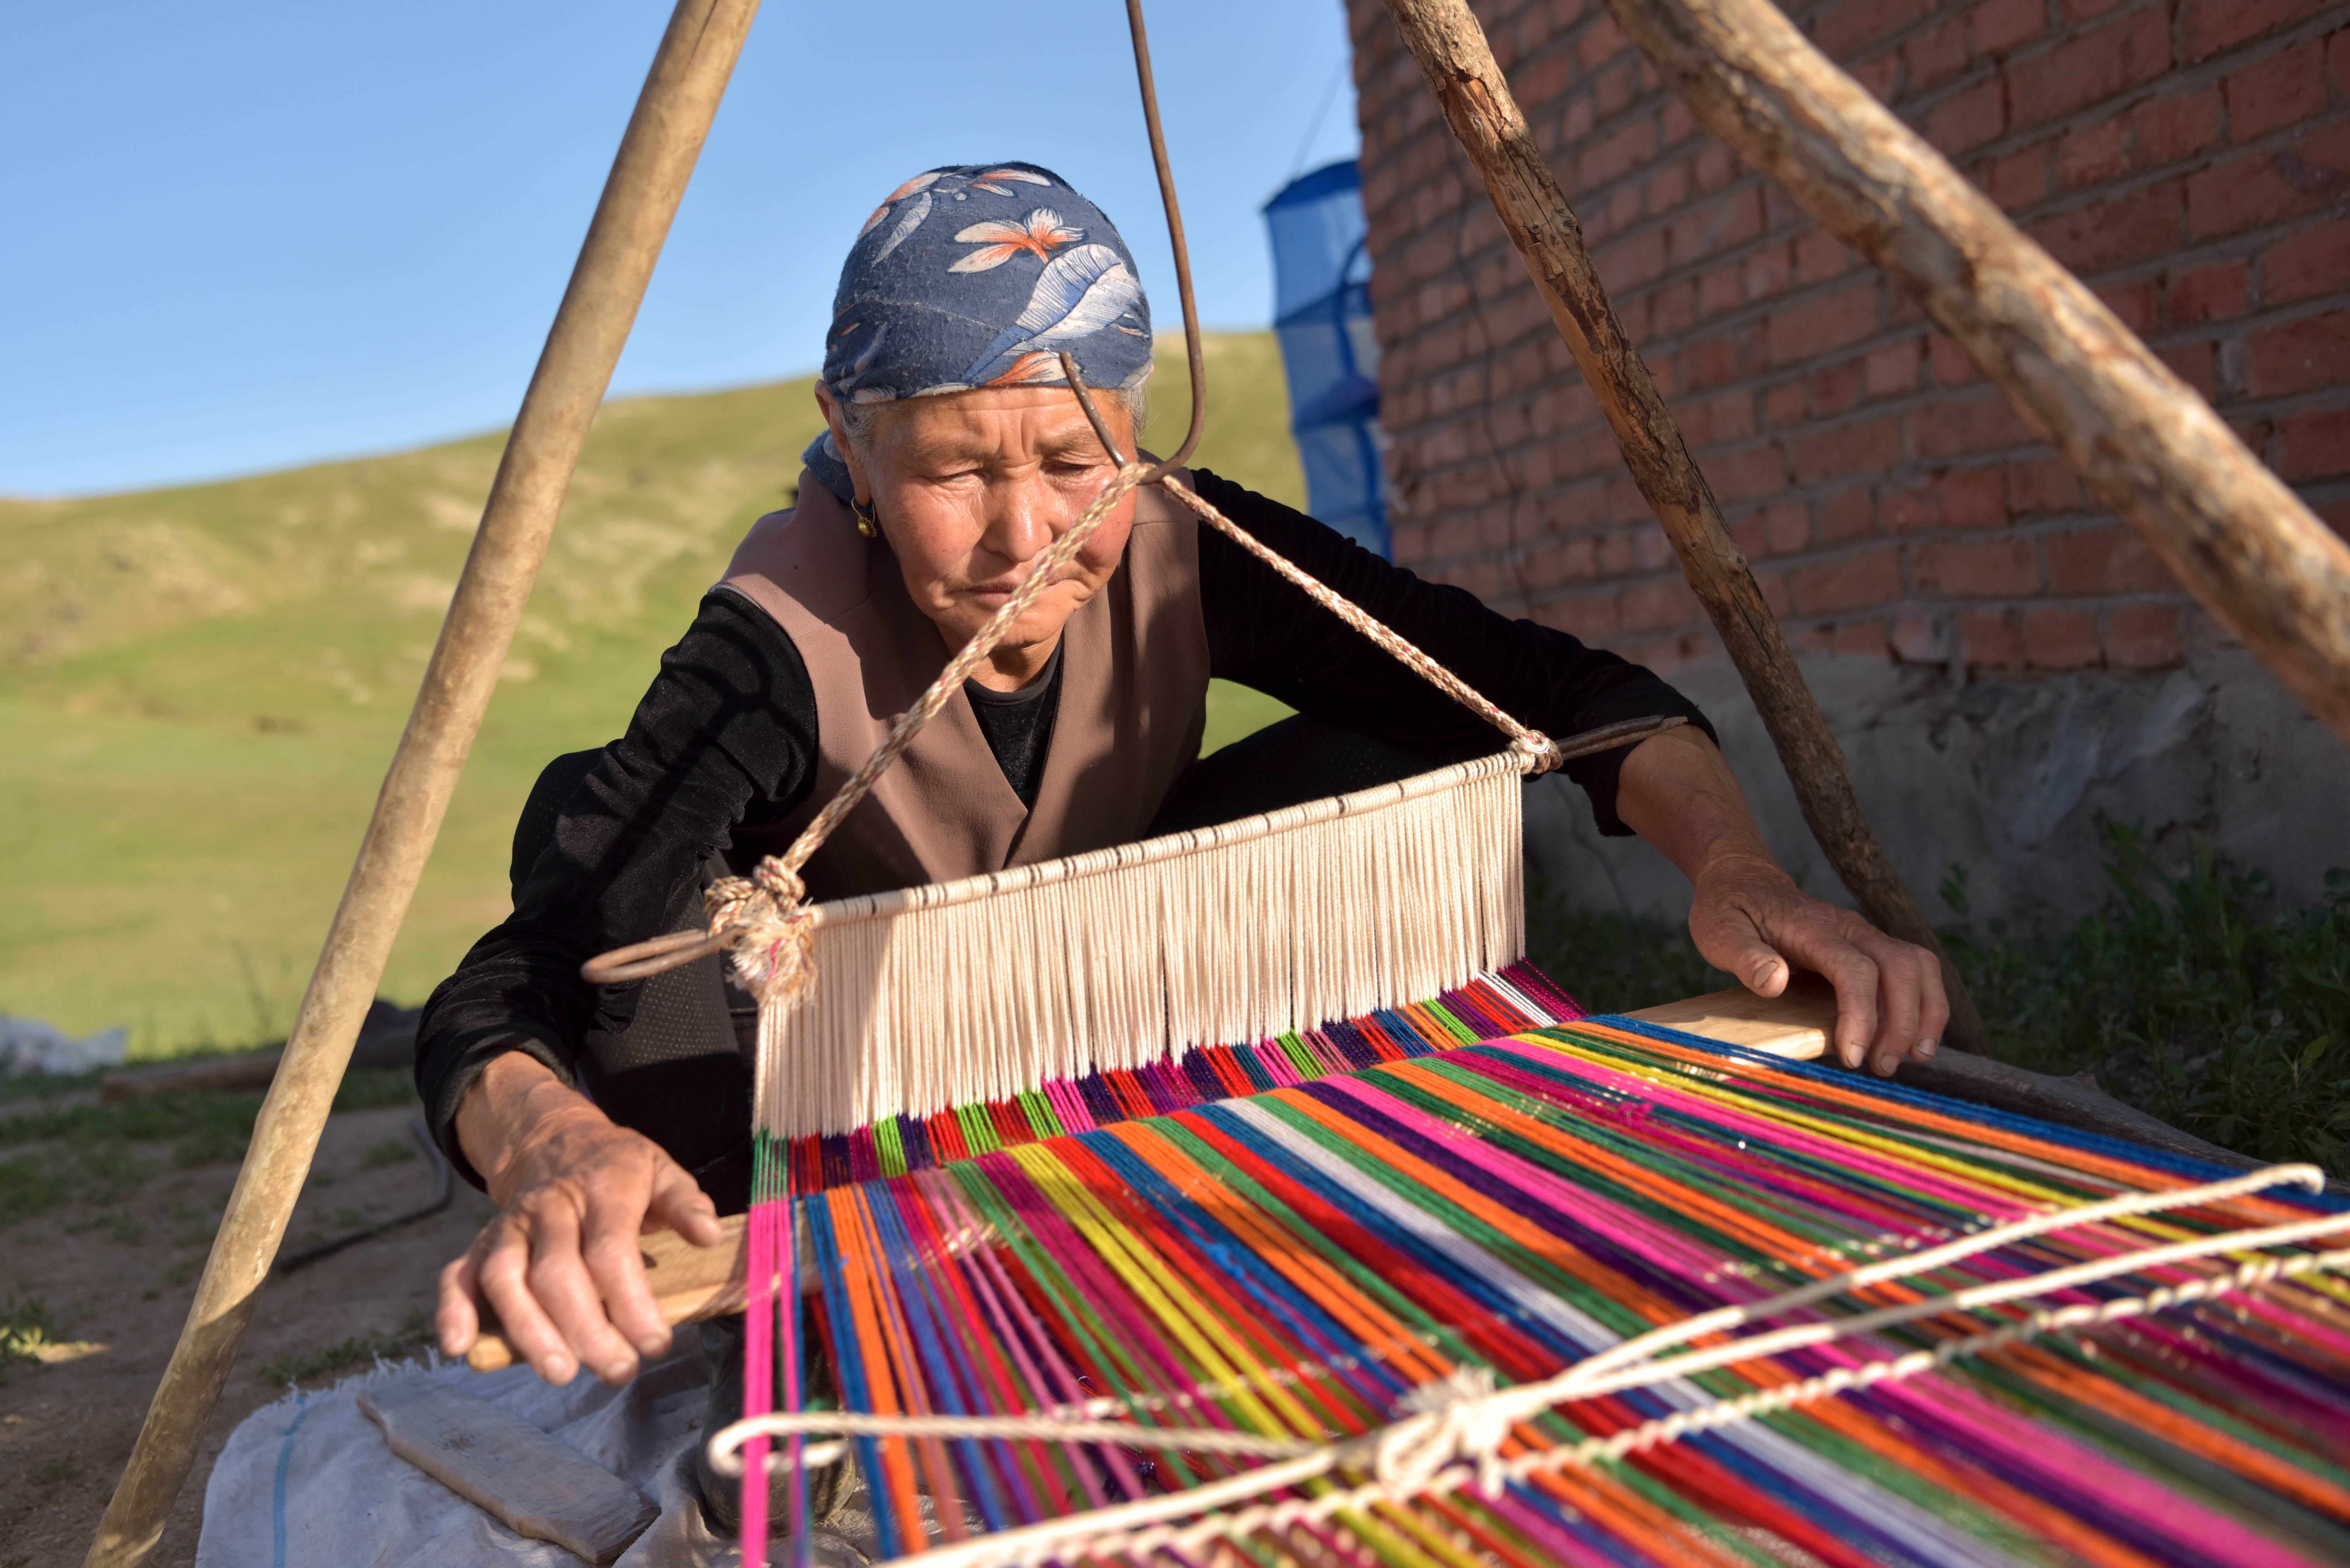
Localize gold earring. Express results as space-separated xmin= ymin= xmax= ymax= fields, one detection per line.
xmin=850 ymin=495 xmax=880 ymax=539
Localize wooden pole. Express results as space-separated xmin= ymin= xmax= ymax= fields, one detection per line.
xmin=1595 ymin=0 xmax=2350 ymax=742
xmin=1381 ymin=0 xmax=1992 ymax=1054
xmin=84 ymin=4 xmax=760 ymax=1561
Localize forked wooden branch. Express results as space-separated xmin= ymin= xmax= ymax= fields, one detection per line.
xmin=1596 ymin=0 xmax=2350 ymax=741
xmin=83 ymin=4 xmax=762 ymax=1562
xmin=1381 ymin=0 xmax=1992 ymax=1055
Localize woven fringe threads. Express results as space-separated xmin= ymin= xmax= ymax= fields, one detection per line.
xmin=753 ymin=755 xmax=1525 ymax=1140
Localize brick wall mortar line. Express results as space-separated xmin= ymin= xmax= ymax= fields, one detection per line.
xmin=1365 ymin=6 xmax=2346 ymax=245
xmin=1378 ymin=217 xmax=2347 ymax=430
xmin=1349 ymin=0 xmax=2350 ymax=665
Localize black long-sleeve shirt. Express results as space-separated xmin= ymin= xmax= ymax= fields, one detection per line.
xmin=416 ymin=470 xmax=1713 ymax=1182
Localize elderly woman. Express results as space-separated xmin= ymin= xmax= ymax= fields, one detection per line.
xmin=420 ymin=162 xmax=1945 ymax=1472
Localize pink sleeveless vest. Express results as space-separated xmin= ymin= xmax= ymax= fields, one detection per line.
xmin=718 ymin=470 xmax=1210 ymax=901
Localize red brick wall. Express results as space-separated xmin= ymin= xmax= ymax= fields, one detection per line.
xmin=1346 ymin=0 xmax=2350 ymax=673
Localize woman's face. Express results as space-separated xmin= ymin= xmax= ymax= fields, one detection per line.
xmin=817 ymin=384 xmax=1140 ymax=687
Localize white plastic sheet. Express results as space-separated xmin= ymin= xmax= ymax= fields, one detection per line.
xmin=0 ymin=1016 xmax=127 ymax=1075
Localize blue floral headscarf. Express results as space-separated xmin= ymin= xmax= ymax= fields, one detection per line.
xmin=803 ymin=162 xmax=1154 ymax=503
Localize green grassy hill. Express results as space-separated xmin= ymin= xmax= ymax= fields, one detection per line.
xmin=0 ymin=333 xmax=1301 ymax=1053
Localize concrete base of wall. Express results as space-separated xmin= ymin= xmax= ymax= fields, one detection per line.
xmin=1527 ymin=634 xmax=2350 ymax=932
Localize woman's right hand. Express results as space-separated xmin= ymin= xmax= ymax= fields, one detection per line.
xmin=436 ymin=1052 xmax=725 ymax=1386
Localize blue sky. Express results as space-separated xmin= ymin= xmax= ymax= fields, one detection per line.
xmin=0 ymin=1 xmax=1360 ymax=498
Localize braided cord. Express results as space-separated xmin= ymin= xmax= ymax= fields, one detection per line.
xmin=1156 ymin=475 xmax=1563 ymax=774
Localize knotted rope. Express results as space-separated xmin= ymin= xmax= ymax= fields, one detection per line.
xmin=695 ymin=454 xmax=1152 ymax=1004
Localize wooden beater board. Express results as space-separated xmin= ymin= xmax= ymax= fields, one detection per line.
xmin=1625 ymin=972 xmax=1837 ymax=1059
xmin=360 ymin=1376 xmax=657 ymax=1563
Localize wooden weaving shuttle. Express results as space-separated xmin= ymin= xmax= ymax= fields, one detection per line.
xmin=361 ymin=1376 xmax=658 ymax=1562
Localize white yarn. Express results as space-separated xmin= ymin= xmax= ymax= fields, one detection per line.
xmin=1557 ymin=1159 xmax=2333 ymax=1393
xmin=754 ymin=753 xmax=1526 ymax=1138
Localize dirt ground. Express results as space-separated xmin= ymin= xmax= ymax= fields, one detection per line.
xmin=0 ymin=1092 xmax=498 ymax=1568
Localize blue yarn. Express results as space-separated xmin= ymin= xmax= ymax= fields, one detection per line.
xmin=1585 ymin=1017 xmax=2348 ymax=1212
xmin=861 ymin=1184 xmax=1014 ymax=1532
xmin=803 ymin=1197 xmax=902 ymax=1563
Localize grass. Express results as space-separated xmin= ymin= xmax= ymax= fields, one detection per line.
xmin=64 ymin=1208 xmax=145 ymax=1246
xmin=2 ymin=1143 xmax=145 ymax=1229
xmin=0 ymin=1292 xmax=62 ymax=1381
xmin=0 ymin=1092 xmax=265 ymax=1169
xmin=361 ymin=1134 xmax=418 ymax=1169
xmin=2 ymin=333 xmax=1302 ymax=1056
xmin=1534 ymin=827 xmax=2350 ymax=1171
xmin=0 ymin=1069 xmax=108 ymax=1105
xmin=0 ymin=1068 xmax=414 ymax=1170
xmin=0 ymin=1159 xmax=64 ymax=1227
xmin=1943 ymin=827 xmax=2350 ymax=1169
xmin=0 ymin=1065 xmax=420 ymax=1235
xmin=1524 ymin=882 xmax=1731 ymax=1017
xmin=256 ymin=1308 xmax=433 ymax=1386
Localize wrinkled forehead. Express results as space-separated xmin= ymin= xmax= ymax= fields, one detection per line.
xmin=863 ymin=385 xmax=1133 ymax=461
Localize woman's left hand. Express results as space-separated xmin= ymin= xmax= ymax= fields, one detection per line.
xmin=1615 ymin=725 xmax=1948 ymax=1076
xmin=1684 ymin=852 xmax=1948 ymax=1075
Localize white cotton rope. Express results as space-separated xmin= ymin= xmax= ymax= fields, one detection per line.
xmin=703 ymin=1163 xmax=2350 ymax=1568
xmin=1555 ymin=1158 xmax=2332 ymax=1390
xmin=752 ymin=752 xmax=1526 ymax=1138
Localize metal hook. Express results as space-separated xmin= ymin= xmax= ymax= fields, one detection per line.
xmin=1060 ymin=352 xmax=1134 ymax=468
xmin=1117 ymin=0 xmax=1204 ymax=481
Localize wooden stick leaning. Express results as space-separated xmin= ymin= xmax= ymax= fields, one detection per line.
xmin=1381 ymin=0 xmax=1991 ymax=1055
xmin=82 ymin=4 xmax=761 ymax=1562
xmin=1598 ymin=0 xmax=2350 ymax=743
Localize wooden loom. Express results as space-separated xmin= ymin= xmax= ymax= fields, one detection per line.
xmin=89 ymin=0 xmax=2350 ymax=1561
xmin=542 ymin=365 xmax=2344 ymax=1563
xmin=460 ymin=981 xmax=1847 ymax=1374
xmin=550 ymin=541 xmax=2347 ymax=1568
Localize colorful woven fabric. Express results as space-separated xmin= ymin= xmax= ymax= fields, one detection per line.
xmin=735 ymin=981 xmax=2350 ymax=1568
xmin=778 ymin=962 xmax=1579 ymax=1193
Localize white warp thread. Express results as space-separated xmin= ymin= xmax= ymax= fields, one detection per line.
xmin=752 ymin=754 xmax=1524 ymax=1138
